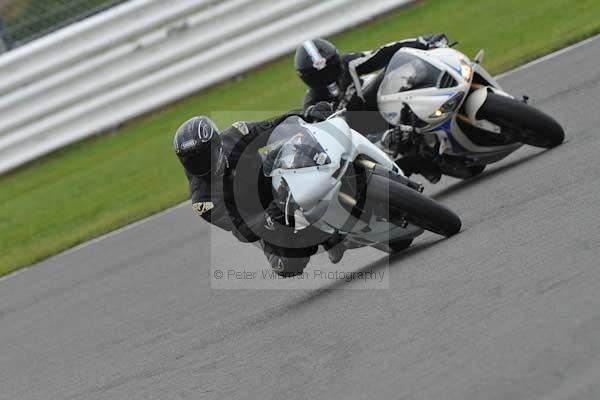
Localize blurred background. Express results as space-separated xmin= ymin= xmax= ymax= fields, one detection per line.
xmin=0 ymin=0 xmax=126 ymax=51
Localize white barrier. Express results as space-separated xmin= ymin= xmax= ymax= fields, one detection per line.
xmin=0 ymin=0 xmax=413 ymax=174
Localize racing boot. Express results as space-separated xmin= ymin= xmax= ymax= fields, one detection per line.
xmin=419 ymin=160 xmax=442 ymax=183
xmin=397 ymin=156 xmax=441 ymax=183
xmin=323 ymin=232 xmax=346 ymax=264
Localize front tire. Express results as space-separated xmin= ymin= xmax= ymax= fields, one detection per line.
xmin=366 ymin=174 xmax=462 ymax=237
xmin=477 ymin=93 xmax=564 ymax=148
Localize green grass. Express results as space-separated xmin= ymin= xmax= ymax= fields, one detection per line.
xmin=1 ymin=0 xmax=599 ymax=276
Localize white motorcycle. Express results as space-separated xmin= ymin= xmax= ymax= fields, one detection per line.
xmin=258 ymin=115 xmax=461 ymax=274
xmin=366 ymin=46 xmax=564 ymax=182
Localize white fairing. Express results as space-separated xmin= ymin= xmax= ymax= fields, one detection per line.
xmin=271 ymin=117 xmax=422 ymax=246
xmin=377 ymin=46 xmax=524 ymax=163
xmin=378 ymin=47 xmax=471 ymax=127
xmin=271 ymin=118 xmax=348 ymax=210
xmin=472 ymin=62 xmax=503 ymax=90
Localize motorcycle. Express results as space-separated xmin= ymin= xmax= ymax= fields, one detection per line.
xmin=357 ymin=45 xmax=565 ymax=182
xmin=257 ymin=114 xmax=461 ymax=275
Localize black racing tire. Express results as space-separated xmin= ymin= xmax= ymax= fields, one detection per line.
xmin=477 ymin=93 xmax=564 ymax=148
xmin=367 ymin=174 xmax=462 ymax=237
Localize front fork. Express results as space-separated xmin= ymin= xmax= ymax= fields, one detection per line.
xmin=354 ymin=158 xmax=424 ymax=193
xmin=338 ymin=159 xmax=424 ymax=228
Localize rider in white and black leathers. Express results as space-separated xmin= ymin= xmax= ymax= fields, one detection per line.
xmin=296 ymin=34 xmax=449 ymax=180
xmin=295 ymin=34 xmax=448 ymax=112
xmin=173 ymin=103 xmax=344 ymax=277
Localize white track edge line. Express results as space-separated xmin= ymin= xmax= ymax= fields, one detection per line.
xmin=496 ymin=34 xmax=600 ymax=80
xmin=0 ymin=201 xmax=188 ymax=283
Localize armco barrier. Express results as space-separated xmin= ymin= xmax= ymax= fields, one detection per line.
xmin=0 ymin=0 xmax=413 ymax=174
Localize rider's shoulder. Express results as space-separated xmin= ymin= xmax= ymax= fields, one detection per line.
xmin=342 ymin=52 xmax=365 ymax=65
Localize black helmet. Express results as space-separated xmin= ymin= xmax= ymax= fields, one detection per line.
xmin=173 ymin=116 xmax=223 ymax=176
xmin=294 ymin=38 xmax=342 ymax=92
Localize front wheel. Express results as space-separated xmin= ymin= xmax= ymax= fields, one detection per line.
xmin=477 ymin=93 xmax=564 ymax=148
xmin=366 ymin=174 xmax=462 ymax=237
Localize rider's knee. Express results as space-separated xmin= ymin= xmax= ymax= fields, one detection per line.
xmin=266 ymin=254 xmax=310 ymax=277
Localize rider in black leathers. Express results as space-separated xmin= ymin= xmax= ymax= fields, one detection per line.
xmin=174 ymin=103 xmax=343 ymax=277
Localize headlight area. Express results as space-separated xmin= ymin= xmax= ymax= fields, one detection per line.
xmin=430 ymin=92 xmax=465 ymax=118
xmin=460 ymin=59 xmax=473 ymax=81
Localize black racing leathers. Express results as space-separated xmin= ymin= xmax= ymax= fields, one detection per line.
xmin=185 ymin=112 xmax=329 ymax=261
xmin=301 ymin=52 xmax=364 ymax=110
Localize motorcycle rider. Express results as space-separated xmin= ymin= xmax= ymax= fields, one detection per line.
xmin=173 ymin=102 xmax=346 ymax=277
xmin=295 ymin=34 xmax=448 ymax=112
xmin=295 ymin=34 xmax=449 ymax=181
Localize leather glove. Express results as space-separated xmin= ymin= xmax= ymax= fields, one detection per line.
xmin=382 ymin=125 xmax=415 ymax=157
xmin=303 ymin=101 xmax=335 ymax=122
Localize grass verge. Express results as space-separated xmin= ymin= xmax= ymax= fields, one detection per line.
xmin=1 ymin=0 xmax=600 ymax=276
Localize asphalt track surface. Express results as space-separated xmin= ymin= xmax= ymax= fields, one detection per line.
xmin=2 ymin=36 xmax=600 ymax=400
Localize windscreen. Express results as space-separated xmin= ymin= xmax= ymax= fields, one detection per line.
xmin=259 ymin=116 xmax=331 ymax=177
xmin=378 ymin=51 xmax=442 ymax=96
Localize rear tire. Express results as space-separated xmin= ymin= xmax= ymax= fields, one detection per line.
xmin=367 ymin=174 xmax=461 ymax=237
xmin=477 ymin=93 xmax=564 ymax=148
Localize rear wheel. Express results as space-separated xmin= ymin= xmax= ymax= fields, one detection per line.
xmin=477 ymin=93 xmax=564 ymax=148
xmin=366 ymin=174 xmax=461 ymax=237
